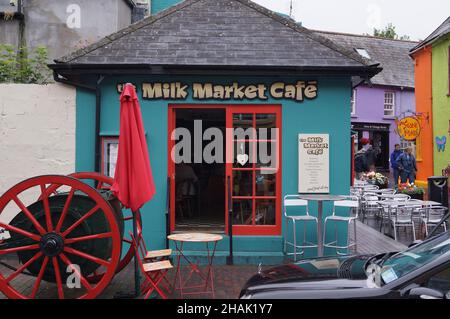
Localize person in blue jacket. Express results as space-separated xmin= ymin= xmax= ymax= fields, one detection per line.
xmin=397 ymin=147 xmax=418 ymax=184
xmin=390 ymin=144 xmax=402 ymax=186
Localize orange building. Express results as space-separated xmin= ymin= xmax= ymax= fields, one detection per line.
xmin=410 ymin=46 xmax=433 ymax=185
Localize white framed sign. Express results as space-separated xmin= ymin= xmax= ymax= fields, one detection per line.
xmin=298 ymin=134 xmax=330 ymax=194
xmin=102 ymin=137 xmax=119 ymax=178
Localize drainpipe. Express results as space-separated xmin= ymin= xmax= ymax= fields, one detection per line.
xmin=95 ymin=76 xmax=105 ymax=173
xmin=53 ymin=72 xmax=105 ymax=173
xmin=17 ymin=0 xmax=26 ymax=73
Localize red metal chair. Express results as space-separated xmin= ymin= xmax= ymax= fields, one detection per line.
xmin=130 ymin=231 xmax=173 ymax=299
xmin=134 ymin=222 xmax=173 ymax=292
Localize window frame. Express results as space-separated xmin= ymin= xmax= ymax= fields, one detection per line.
xmin=384 ymin=91 xmax=396 ymax=117
xmin=101 ymin=136 xmax=119 ymax=178
xmin=351 ymin=89 xmax=357 ymax=116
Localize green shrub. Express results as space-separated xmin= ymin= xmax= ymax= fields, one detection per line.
xmin=0 ymin=44 xmax=51 ymax=84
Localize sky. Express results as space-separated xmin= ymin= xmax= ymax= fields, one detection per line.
xmin=253 ymin=0 xmax=450 ymax=41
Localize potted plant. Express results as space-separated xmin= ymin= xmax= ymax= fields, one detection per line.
xmin=363 ymin=171 xmax=389 ymax=189
xmin=397 ymin=183 xmax=425 ymax=200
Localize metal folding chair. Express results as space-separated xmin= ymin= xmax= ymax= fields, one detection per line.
xmin=130 ymin=232 xmax=173 ymax=299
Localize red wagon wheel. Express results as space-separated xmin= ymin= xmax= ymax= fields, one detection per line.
xmin=0 ymin=175 xmax=121 ymax=299
xmin=43 ymin=172 xmax=141 ymax=282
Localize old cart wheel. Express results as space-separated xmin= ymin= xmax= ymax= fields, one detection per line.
xmin=0 ymin=175 xmax=121 ymax=299
xmin=44 ymin=172 xmax=141 ymax=283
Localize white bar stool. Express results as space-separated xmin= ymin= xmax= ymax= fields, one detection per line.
xmin=283 ymin=195 xmax=318 ymax=261
xmin=323 ymin=197 xmax=359 ymax=255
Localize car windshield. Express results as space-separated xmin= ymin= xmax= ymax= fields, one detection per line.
xmin=380 ymin=231 xmax=450 ymax=285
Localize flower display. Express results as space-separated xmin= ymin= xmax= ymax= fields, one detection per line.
xmin=397 ymin=183 xmax=425 ymax=195
xmin=362 ymin=171 xmax=388 ymax=186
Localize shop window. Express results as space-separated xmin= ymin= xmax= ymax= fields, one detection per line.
xmin=102 ymin=137 xmax=119 ymax=177
xmin=384 ymin=92 xmax=395 ymax=117
xmin=351 ymin=89 xmax=356 ymax=116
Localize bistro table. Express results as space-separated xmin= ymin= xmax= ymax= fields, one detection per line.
xmin=167 ymin=233 xmax=223 ymax=298
xmin=298 ymin=195 xmax=346 ymax=257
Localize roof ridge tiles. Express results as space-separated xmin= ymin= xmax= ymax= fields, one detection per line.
xmin=312 ymin=29 xmax=419 ymax=44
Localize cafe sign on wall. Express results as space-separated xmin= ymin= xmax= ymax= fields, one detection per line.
xmin=396 ymin=116 xmax=421 ymax=141
xmin=298 ymin=134 xmax=330 ymax=194
xmin=117 ymin=81 xmax=318 ymax=102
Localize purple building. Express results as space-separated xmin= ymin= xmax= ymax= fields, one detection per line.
xmin=317 ymin=31 xmax=418 ymax=171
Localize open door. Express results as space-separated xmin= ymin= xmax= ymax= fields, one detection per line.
xmin=226 ymin=106 xmax=281 ymax=236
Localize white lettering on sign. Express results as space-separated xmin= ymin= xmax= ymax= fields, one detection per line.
xmin=298 ymin=134 xmax=330 ymax=194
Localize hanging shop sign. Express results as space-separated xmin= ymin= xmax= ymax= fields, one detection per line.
xmin=298 ymin=134 xmax=330 ymax=194
xmin=117 ymin=81 xmax=318 ymax=102
xmin=396 ymin=116 xmax=421 ymax=141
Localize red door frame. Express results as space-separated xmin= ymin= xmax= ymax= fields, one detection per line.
xmin=168 ymin=104 xmax=282 ymax=236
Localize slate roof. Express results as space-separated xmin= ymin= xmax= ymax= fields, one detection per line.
xmin=316 ymin=30 xmax=417 ymax=88
xmin=51 ymin=0 xmax=380 ymax=76
xmin=410 ymin=16 xmax=450 ymax=54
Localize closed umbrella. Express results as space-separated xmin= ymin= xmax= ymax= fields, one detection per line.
xmin=111 ymin=83 xmax=156 ymax=297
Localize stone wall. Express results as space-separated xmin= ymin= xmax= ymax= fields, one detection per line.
xmin=0 ymin=84 xmax=75 ymax=226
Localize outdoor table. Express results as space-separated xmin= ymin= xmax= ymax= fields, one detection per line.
xmin=378 ymin=193 xmax=397 ymax=199
xmin=421 ymin=201 xmax=442 ymax=206
xmin=298 ymin=195 xmax=346 ymax=257
xmin=167 ymin=233 xmax=223 ymax=298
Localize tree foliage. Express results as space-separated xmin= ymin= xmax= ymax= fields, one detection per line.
xmin=373 ymin=23 xmax=411 ymax=40
xmin=0 ymin=44 xmax=51 ymax=84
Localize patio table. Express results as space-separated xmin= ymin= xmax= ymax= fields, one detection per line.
xmin=168 ymin=232 xmax=223 ymax=298
xmin=298 ymin=195 xmax=346 ymax=257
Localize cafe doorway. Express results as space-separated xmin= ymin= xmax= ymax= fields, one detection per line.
xmin=168 ymin=105 xmax=282 ymax=235
xmin=171 ymin=107 xmax=226 ymax=232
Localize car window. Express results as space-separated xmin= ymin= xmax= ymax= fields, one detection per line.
xmin=380 ymin=232 xmax=450 ymax=285
xmin=425 ymin=267 xmax=450 ymax=294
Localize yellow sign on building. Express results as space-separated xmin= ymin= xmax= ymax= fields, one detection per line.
xmin=396 ymin=116 xmax=421 ymax=141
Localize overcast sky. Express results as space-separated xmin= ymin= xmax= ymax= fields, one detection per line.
xmin=253 ymin=0 xmax=450 ymax=41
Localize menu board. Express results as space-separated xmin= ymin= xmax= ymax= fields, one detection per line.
xmin=298 ymin=134 xmax=330 ymax=194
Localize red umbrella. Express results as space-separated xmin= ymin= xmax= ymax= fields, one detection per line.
xmin=111 ymin=83 xmax=156 ymax=297
xmin=111 ymin=83 xmax=156 ymax=210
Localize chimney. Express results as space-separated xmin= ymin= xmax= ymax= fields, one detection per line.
xmin=132 ymin=0 xmax=150 ymax=22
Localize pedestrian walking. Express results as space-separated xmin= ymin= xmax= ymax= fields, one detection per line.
xmin=390 ymin=144 xmax=402 ymax=187
xmin=397 ymin=147 xmax=418 ymax=184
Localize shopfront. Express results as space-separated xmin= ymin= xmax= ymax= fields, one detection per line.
xmin=50 ymin=0 xmax=380 ymax=262
xmin=352 ymin=122 xmax=391 ymax=170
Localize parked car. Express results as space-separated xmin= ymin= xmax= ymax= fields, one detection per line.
xmin=239 ymin=230 xmax=450 ymax=299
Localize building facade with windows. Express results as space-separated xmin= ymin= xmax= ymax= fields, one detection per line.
xmin=0 ymin=0 xmax=146 ymax=61
xmin=319 ymin=31 xmax=417 ymax=171
xmin=410 ymin=16 xmax=450 ymax=183
xmin=49 ymin=0 xmax=380 ymax=262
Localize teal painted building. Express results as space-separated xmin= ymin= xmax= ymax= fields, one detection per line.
xmin=50 ymin=0 xmax=380 ymax=264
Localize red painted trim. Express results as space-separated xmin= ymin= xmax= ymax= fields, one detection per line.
xmin=227 ymin=105 xmax=282 ymax=236
xmin=168 ymin=104 xmax=282 ymax=236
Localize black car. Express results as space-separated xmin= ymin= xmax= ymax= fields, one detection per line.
xmin=240 ymin=230 xmax=450 ymax=299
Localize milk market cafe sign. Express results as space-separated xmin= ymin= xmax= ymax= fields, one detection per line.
xmin=117 ymin=81 xmax=318 ymax=102
xmin=396 ymin=116 xmax=421 ymax=141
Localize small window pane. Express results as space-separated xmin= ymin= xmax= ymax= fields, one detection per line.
xmin=233 ymin=171 xmax=253 ymax=196
xmin=233 ymin=199 xmax=252 ymax=225
xmin=255 ymin=200 xmax=276 ymax=225
xmin=233 ymin=141 xmax=253 ymax=168
xmin=255 ymin=172 xmax=276 ymax=196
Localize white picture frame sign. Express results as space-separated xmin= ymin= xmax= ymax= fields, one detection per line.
xmin=298 ymin=134 xmax=330 ymax=194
